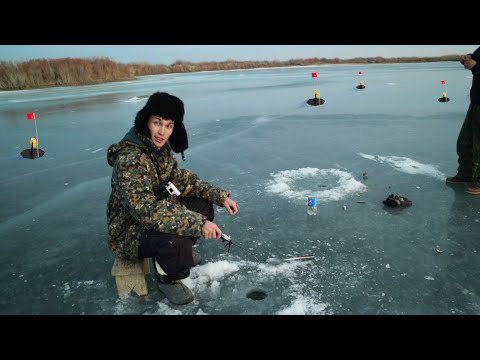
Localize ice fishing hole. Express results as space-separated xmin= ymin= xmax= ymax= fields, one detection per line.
xmin=246 ymin=289 xmax=267 ymax=300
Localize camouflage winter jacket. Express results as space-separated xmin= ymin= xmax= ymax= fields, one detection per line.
xmin=106 ymin=127 xmax=229 ymax=260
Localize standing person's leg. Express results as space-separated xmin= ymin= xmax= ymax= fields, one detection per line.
xmin=466 ymin=104 xmax=480 ymax=194
xmin=456 ymin=104 xmax=474 ymax=180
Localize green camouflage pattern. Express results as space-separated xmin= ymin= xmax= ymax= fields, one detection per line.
xmin=456 ymin=104 xmax=480 ymax=185
xmin=107 ymin=127 xmax=229 ymax=261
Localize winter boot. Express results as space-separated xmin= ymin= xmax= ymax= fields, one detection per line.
xmin=466 ymin=185 xmax=480 ymax=195
xmin=157 ymin=278 xmax=194 ymax=305
xmin=446 ymin=175 xmax=471 ymax=185
xmin=153 ymin=260 xmax=194 ymax=305
xmin=192 ymin=251 xmax=202 ymax=267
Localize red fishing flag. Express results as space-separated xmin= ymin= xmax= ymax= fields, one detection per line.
xmin=441 ymin=80 xmax=446 ymax=84
xmin=26 ymin=112 xmax=36 ymax=120
xmin=358 ymin=71 xmax=362 ymax=75
xmin=311 ymin=72 xmax=317 ymax=78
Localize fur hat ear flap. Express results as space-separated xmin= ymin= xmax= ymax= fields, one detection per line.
xmin=134 ymin=108 xmax=150 ymax=137
xmin=168 ymin=121 xmax=188 ymax=160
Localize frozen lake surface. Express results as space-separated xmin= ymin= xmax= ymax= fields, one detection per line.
xmin=0 ymin=62 xmax=478 ymax=314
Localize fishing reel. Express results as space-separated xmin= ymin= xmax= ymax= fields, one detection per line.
xmin=221 ymin=233 xmax=234 ymax=252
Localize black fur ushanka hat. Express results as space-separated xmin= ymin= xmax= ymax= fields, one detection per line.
xmin=134 ymin=92 xmax=188 ymax=160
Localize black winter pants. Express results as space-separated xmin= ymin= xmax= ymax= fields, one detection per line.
xmin=137 ymin=197 xmax=214 ymax=282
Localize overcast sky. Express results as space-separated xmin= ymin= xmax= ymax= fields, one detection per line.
xmin=0 ymin=45 xmax=477 ymax=65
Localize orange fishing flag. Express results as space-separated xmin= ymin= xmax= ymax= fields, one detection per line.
xmin=311 ymin=72 xmax=317 ymax=78
xmin=26 ymin=112 xmax=36 ymax=120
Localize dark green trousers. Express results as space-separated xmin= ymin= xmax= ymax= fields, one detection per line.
xmin=456 ymin=103 xmax=480 ymax=185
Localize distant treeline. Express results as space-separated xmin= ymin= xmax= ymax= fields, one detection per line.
xmin=0 ymin=55 xmax=460 ymax=91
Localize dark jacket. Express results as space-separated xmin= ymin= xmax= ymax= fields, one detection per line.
xmin=106 ymin=127 xmax=229 ymax=260
xmin=469 ymin=47 xmax=480 ymax=105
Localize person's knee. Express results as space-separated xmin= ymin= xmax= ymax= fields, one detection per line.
xmin=204 ymin=201 xmax=214 ymax=221
xmin=154 ymin=234 xmax=194 ymax=277
xmin=195 ymin=198 xmax=214 ymax=220
xmin=180 ymin=197 xmax=214 ymax=220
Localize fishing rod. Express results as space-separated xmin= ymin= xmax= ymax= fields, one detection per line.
xmin=221 ymin=233 xmax=260 ymax=263
xmin=220 ymin=233 xmax=315 ymax=265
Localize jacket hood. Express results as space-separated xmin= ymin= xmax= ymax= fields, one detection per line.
xmin=107 ymin=127 xmax=158 ymax=167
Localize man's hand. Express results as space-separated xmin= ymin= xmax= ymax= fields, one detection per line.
xmin=461 ymin=54 xmax=472 ymax=65
xmin=464 ymin=58 xmax=477 ymax=71
xmin=201 ymin=220 xmax=222 ymax=240
xmin=223 ymin=197 xmax=238 ymax=215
